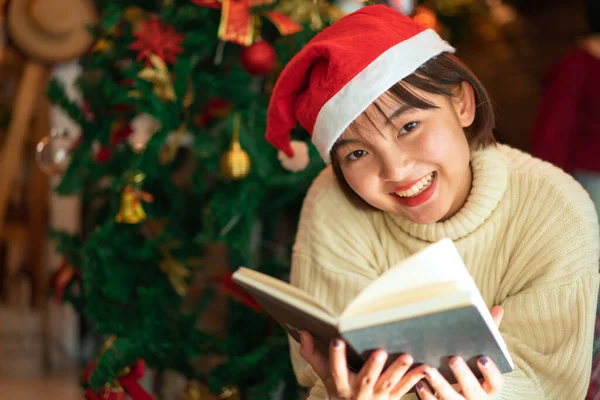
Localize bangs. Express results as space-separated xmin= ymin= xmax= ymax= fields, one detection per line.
xmin=339 ymin=80 xmax=441 ymax=147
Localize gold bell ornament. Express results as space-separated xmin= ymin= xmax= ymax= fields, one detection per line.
xmin=115 ymin=173 xmax=154 ymax=224
xmin=220 ymin=114 xmax=250 ymax=180
xmin=181 ymin=380 xmax=240 ymax=400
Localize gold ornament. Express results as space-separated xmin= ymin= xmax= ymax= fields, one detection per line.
xmin=123 ymin=6 xmax=147 ymax=32
xmin=115 ymin=173 xmax=154 ymax=224
xmin=276 ymin=0 xmax=345 ymax=30
xmin=137 ymin=53 xmax=176 ymax=102
xmin=159 ymin=247 xmax=190 ymax=296
xmin=220 ymin=114 xmax=250 ymax=180
xmin=92 ymin=38 xmax=113 ymax=53
xmin=181 ymin=381 xmax=240 ymax=400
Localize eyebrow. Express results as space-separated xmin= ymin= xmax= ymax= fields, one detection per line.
xmin=333 ymin=104 xmax=418 ymax=151
xmin=385 ymin=104 xmax=417 ymax=126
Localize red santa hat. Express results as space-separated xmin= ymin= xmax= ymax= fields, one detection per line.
xmin=265 ymin=4 xmax=455 ymax=171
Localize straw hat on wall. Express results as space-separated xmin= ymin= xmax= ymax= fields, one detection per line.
xmin=6 ymin=0 xmax=97 ymax=63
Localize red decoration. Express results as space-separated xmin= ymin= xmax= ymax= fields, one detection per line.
xmin=194 ymin=97 xmax=233 ymax=127
xmin=192 ymin=0 xmax=302 ymax=46
xmin=219 ymin=272 xmax=262 ymax=313
xmin=110 ymin=120 xmax=134 ymax=145
xmin=96 ymin=146 xmax=113 ymax=163
xmin=240 ymin=40 xmax=276 ymax=76
xmin=130 ymin=17 xmax=185 ymax=65
xmin=84 ymin=359 xmax=152 ymax=400
xmin=49 ymin=261 xmax=77 ymax=304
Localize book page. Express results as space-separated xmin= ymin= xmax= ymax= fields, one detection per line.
xmin=343 ymin=239 xmax=477 ymax=318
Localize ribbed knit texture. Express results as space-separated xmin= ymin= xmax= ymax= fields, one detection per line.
xmin=289 ymin=144 xmax=600 ymax=400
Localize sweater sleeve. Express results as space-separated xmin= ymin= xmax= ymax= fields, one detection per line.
xmin=530 ymin=51 xmax=587 ymax=172
xmin=495 ymin=172 xmax=600 ymax=399
xmin=286 ymin=169 xmax=381 ymax=399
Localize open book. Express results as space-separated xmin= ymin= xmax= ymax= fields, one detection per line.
xmin=232 ymin=238 xmax=514 ymax=382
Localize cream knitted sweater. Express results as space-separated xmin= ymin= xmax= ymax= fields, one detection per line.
xmin=288 ymin=144 xmax=600 ymax=400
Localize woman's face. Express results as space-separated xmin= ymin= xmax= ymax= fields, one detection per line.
xmin=333 ymin=83 xmax=476 ymax=224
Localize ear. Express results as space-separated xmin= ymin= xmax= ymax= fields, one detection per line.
xmin=452 ymin=81 xmax=476 ymax=128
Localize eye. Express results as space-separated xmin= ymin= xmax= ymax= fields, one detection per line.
xmin=398 ymin=121 xmax=419 ymax=136
xmin=346 ymin=149 xmax=367 ymax=161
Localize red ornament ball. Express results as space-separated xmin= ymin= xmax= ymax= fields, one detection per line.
xmin=240 ymin=40 xmax=276 ymax=76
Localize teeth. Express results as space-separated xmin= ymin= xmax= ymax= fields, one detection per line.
xmin=394 ymin=173 xmax=435 ymax=198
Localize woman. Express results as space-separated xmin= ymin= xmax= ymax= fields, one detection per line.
xmin=266 ymin=5 xmax=600 ymax=399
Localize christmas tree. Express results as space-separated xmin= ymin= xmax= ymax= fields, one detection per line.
xmin=45 ymin=1 xmax=345 ymax=398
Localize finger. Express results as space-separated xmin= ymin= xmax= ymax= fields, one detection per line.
xmin=389 ymin=364 xmax=427 ymax=398
xmin=329 ymin=338 xmax=353 ymax=399
xmin=490 ymin=306 xmax=504 ymax=327
xmin=354 ymin=350 xmax=387 ymax=400
xmin=299 ymin=332 xmax=329 ymax=380
xmin=423 ymin=367 xmax=462 ymax=400
xmin=374 ymin=354 xmax=413 ymax=394
xmin=449 ymin=356 xmax=484 ymax=399
xmin=415 ymin=380 xmax=437 ymax=400
xmin=478 ymin=356 xmax=504 ymax=395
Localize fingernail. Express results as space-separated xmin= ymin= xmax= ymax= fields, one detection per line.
xmin=451 ymin=357 xmax=463 ymax=368
xmin=416 ymin=382 xmax=424 ymax=390
xmin=424 ymin=368 xmax=433 ymax=379
xmin=332 ymin=339 xmax=342 ymax=348
xmin=480 ymin=356 xmax=489 ymax=366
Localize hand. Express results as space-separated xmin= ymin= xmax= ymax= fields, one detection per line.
xmin=299 ymin=332 xmax=426 ymax=400
xmin=416 ymin=305 xmax=506 ymax=400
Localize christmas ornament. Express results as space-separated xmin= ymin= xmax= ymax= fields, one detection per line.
xmin=181 ymin=381 xmax=240 ymax=400
xmin=194 ymin=98 xmax=233 ymax=127
xmin=413 ymin=6 xmax=441 ymax=32
xmin=159 ymin=247 xmax=190 ymax=296
xmin=276 ymin=0 xmax=345 ymax=30
xmin=110 ymin=119 xmax=134 ymax=146
xmin=115 ymin=173 xmax=154 ymax=224
xmin=92 ymin=38 xmax=113 ymax=53
xmin=192 ymin=0 xmax=302 ymax=46
xmin=220 ymin=114 xmax=250 ymax=180
xmin=84 ymin=359 xmax=152 ymax=400
xmin=130 ymin=16 xmax=184 ymax=65
xmin=35 ymin=127 xmax=73 ymax=174
xmin=123 ymin=6 xmax=147 ymax=32
xmin=240 ymin=39 xmax=276 ymax=76
xmin=138 ymin=53 xmax=176 ymax=102
xmin=95 ymin=146 xmax=113 ymax=163
xmin=388 ymin=0 xmax=415 ymax=15
xmin=219 ymin=271 xmax=262 ymax=312
xmin=129 ymin=113 xmax=161 ymax=152
xmin=49 ymin=260 xmax=76 ymax=304
xmin=278 ymin=140 xmax=310 ymax=172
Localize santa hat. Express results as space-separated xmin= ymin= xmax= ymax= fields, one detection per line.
xmin=265 ymin=4 xmax=455 ymax=171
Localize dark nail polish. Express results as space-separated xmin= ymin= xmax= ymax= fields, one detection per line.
xmin=480 ymin=356 xmax=489 ymax=366
xmin=416 ymin=382 xmax=423 ymax=390
xmin=332 ymin=339 xmax=341 ymax=348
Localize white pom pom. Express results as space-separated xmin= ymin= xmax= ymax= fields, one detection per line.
xmin=128 ymin=113 xmax=161 ymax=152
xmin=278 ymin=140 xmax=310 ymax=172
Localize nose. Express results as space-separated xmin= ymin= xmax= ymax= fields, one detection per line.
xmin=379 ymin=152 xmax=415 ymax=182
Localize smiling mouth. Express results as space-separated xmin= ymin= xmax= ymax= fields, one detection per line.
xmin=392 ymin=172 xmax=436 ymax=198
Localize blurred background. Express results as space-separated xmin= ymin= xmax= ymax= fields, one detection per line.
xmin=0 ymin=0 xmax=596 ymax=399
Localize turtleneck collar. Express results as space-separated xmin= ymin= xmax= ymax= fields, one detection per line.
xmin=387 ymin=145 xmax=509 ymax=242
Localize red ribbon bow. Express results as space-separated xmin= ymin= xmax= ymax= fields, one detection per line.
xmin=192 ymin=0 xmax=302 ymax=46
xmin=84 ymin=360 xmax=153 ymax=400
